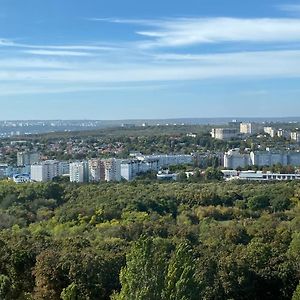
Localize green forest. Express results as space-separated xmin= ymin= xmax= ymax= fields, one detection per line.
xmin=0 ymin=180 xmax=299 ymax=299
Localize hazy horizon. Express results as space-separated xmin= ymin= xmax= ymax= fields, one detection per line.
xmin=2 ymin=116 xmax=300 ymax=122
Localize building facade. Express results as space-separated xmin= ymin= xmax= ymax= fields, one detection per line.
xmin=13 ymin=173 xmax=31 ymax=184
xmin=103 ymin=159 xmax=121 ymax=182
xmin=224 ymin=149 xmax=300 ymax=169
xmin=291 ymin=131 xmax=300 ymax=143
xmin=224 ymin=149 xmax=251 ymax=169
xmin=121 ymin=160 xmax=141 ymax=181
xmin=88 ymin=159 xmax=105 ymax=182
xmin=136 ymin=154 xmax=193 ymax=168
xmin=31 ymin=160 xmax=60 ymax=182
xmin=240 ymin=123 xmax=258 ymax=135
xmin=69 ymin=161 xmax=89 ymax=183
xmin=222 ymin=170 xmax=300 ymax=181
xmin=264 ymin=127 xmax=276 ymax=137
xmin=120 ymin=158 xmax=159 ymax=181
xmin=17 ymin=151 xmax=40 ymax=166
xmin=250 ymin=151 xmax=288 ymax=166
xmin=211 ymin=128 xmax=238 ymax=140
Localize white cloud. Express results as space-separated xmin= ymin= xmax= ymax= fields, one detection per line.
xmin=2 ymin=16 xmax=300 ymax=95
xmin=278 ymin=4 xmax=300 ymax=13
xmin=0 ymin=58 xmax=71 ymax=69
xmin=24 ymin=50 xmax=94 ymax=57
xmin=0 ymin=38 xmax=16 ymax=46
xmin=0 ymin=83 xmax=168 ymax=96
xmin=0 ymin=38 xmax=116 ymax=51
xmin=1 ymin=50 xmax=300 ymax=84
xmin=132 ymin=17 xmax=300 ymax=48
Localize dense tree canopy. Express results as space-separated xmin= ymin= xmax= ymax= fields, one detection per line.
xmin=0 ymin=179 xmax=299 ymax=299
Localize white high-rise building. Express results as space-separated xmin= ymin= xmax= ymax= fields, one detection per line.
xmin=225 ymin=149 xmax=300 ymax=169
xmin=31 ymin=160 xmax=60 ymax=182
xmin=59 ymin=161 xmax=70 ymax=176
xmin=291 ymin=131 xmax=300 ymax=143
xmin=136 ymin=154 xmax=192 ymax=169
xmin=69 ymin=161 xmax=89 ymax=183
xmin=17 ymin=151 xmax=40 ymax=166
xmin=277 ymin=129 xmax=290 ymax=139
xmin=240 ymin=123 xmax=257 ymax=135
xmin=104 ymin=159 xmax=121 ymax=182
xmin=211 ymin=128 xmax=238 ymax=140
xmin=224 ymin=149 xmax=251 ymax=169
xmin=0 ymin=164 xmax=8 ymax=178
xmin=88 ymin=159 xmax=105 ymax=182
xmin=250 ymin=151 xmax=288 ymax=167
xmin=121 ymin=160 xmax=140 ymax=181
xmin=121 ymin=158 xmax=159 ymax=181
xmin=264 ymin=127 xmax=276 ymax=138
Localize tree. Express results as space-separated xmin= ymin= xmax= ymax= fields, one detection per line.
xmin=0 ymin=275 xmax=12 ymax=300
xmin=177 ymin=171 xmax=187 ymax=182
xmin=33 ymin=249 xmax=64 ymax=300
xmin=247 ymin=195 xmax=270 ymax=211
xmin=270 ymin=196 xmax=291 ymax=212
xmin=292 ymin=282 xmax=300 ymax=300
xmin=61 ymin=283 xmax=78 ymax=300
xmin=288 ymin=232 xmax=300 ymax=275
xmin=163 ymin=242 xmax=199 ymax=300
xmin=116 ymin=237 xmax=168 ymax=300
xmin=205 ymin=167 xmax=223 ymax=181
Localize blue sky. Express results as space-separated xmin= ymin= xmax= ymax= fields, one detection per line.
xmin=1 ymin=0 xmax=300 ymax=119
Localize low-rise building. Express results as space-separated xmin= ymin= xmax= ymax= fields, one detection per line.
xmin=13 ymin=173 xmax=31 ymax=184
xmin=223 ymin=170 xmax=300 ymax=181
xmin=157 ymin=171 xmax=177 ymax=181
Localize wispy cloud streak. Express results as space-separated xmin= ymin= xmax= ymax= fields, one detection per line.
xmin=24 ymin=50 xmax=94 ymax=57
xmin=1 ymin=50 xmax=300 ymax=84
xmin=133 ymin=17 xmax=300 ymax=48
xmin=0 ymin=38 xmax=116 ymax=51
xmin=278 ymin=4 xmax=300 ymax=13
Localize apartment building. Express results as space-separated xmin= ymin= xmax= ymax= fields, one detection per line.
xmin=31 ymin=160 xmax=60 ymax=182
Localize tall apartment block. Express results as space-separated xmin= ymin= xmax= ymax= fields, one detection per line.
xmin=211 ymin=128 xmax=238 ymax=140
xmin=88 ymin=159 xmax=105 ymax=182
xmin=69 ymin=161 xmax=89 ymax=183
xmin=31 ymin=160 xmax=60 ymax=182
xmin=240 ymin=123 xmax=258 ymax=135
xmin=103 ymin=158 xmax=121 ymax=182
xmin=17 ymin=151 xmax=40 ymax=166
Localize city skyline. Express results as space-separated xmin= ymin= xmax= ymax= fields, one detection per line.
xmin=1 ymin=0 xmax=300 ymax=119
